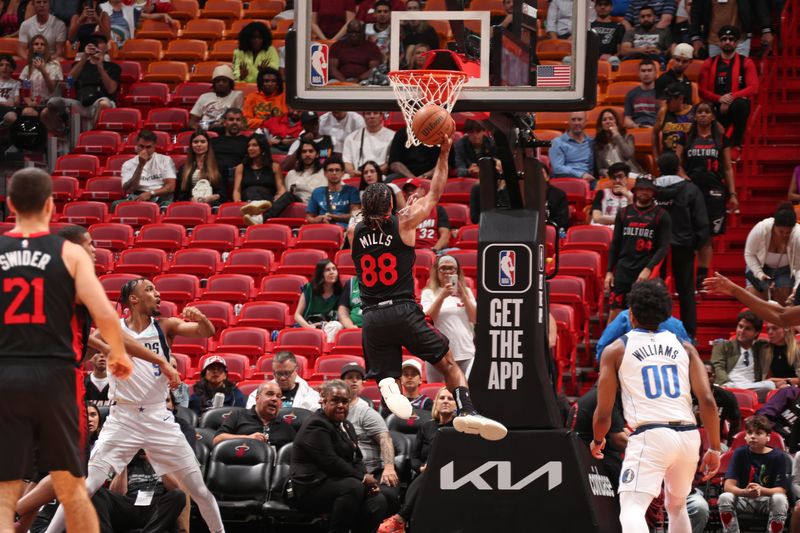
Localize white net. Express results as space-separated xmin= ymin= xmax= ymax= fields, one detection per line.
xmin=388 ymin=70 xmax=468 ymax=147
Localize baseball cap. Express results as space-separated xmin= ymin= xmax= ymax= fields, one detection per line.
xmin=300 ymin=111 xmax=318 ymax=125
xmin=718 ymin=25 xmax=741 ymax=40
xmin=212 ymin=64 xmax=235 ymax=82
xmin=203 ymin=355 xmax=227 ymax=371
xmin=402 ymin=359 xmax=423 ymax=374
xmin=632 ymin=176 xmax=657 ymax=191
xmin=664 ymin=82 xmax=685 ymax=98
xmin=340 ymin=362 xmax=366 ymax=379
xmin=673 ymin=43 xmax=693 ymax=60
xmin=402 ymin=178 xmax=431 ymax=192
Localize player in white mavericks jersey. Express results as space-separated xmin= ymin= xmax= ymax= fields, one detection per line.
xmin=592 ymin=281 xmax=721 ymax=533
xmin=47 ymin=278 xmax=226 ymax=533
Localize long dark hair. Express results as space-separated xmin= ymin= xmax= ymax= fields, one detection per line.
xmin=685 ymin=101 xmax=723 ymax=150
xmin=361 ymin=182 xmax=394 ymax=231
xmin=294 ymin=141 xmax=322 ymax=173
xmin=237 ymin=21 xmax=273 ymax=53
xmin=180 ymin=130 xmax=222 ymax=189
xmin=86 ymin=402 xmax=105 ymax=443
xmin=243 ymin=134 xmax=274 ymax=169
xmin=774 ymin=202 xmax=797 ymax=228
xmin=310 ymin=259 xmax=342 ymax=297
xmin=358 ymin=160 xmax=384 ymax=190
xmin=595 ymin=108 xmax=627 ymax=148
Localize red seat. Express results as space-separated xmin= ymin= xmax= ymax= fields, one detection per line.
xmin=95 ymin=107 xmax=142 ymax=133
xmin=548 ymin=275 xmax=590 ymax=363
xmin=330 ymin=328 xmax=363 ymax=355
xmin=274 ymin=328 xmax=326 ymax=362
xmin=441 ymin=203 xmax=470 ymax=229
xmin=550 ymin=178 xmax=590 ymax=225
xmin=173 ymin=336 xmax=210 ymax=358
xmin=169 ymin=248 xmax=221 ymax=278
xmin=334 ymin=249 xmax=355 ymax=276
xmin=214 ymin=202 xmax=248 ymax=228
xmin=163 ymin=39 xmax=208 ymax=62
xmin=185 ymin=300 xmax=235 ymax=334
xmin=419 ymin=383 xmax=446 ymax=399
xmin=202 ymin=274 xmax=255 ymax=304
xmin=142 ymin=62 xmax=190 ymax=85
xmin=562 ymin=225 xmax=614 ymax=266
xmin=256 ymin=274 xmax=307 ymax=312
xmin=74 ymin=131 xmax=122 ymax=160
xmin=94 ymin=248 xmax=115 ymax=275
xmin=729 ymin=429 xmax=785 ymax=451
xmin=171 ymin=129 xmax=218 ymax=155
xmin=99 ymin=273 xmax=142 ymax=301
xmin=171 ymin=82 xmax=212 ymax=110
xmin=182 ymin=18 xmax=227 ymax=40
xmin=153 ymin=273 xmax=201 ymax=308
xmin=550 ymin=302 xmax=579 ymax=392
xmin=275 ymin=248 xmax=329 ymax=278
xmin=440 ymin=178 xmax=478 ymax=204
xmin=119 ymin=39 xmax=163 ymax=61
xmin=221 ymin=249 xmax=275 ymax=281
xmin=253 ymin=353 xmax=309 ymax=380
xmin=116 ymin=60 xmax=143 ymax=84
xmin=158 ymin=300 xmax=179 ymax=317
xmin=295 ymin=224 xmax=344 ymax=259
xmin=171 ymin=352 xmax=193 ymax=379
xmin=102 ymin=154 xmax=131 ymax=177
xmin=214 ymin=327 xmax=271 ymax=360
xmin=60 ymin=201 xmax=108 ymax=226
xmin=446 ymin=249 xmax=478 ymax=278
xmin=144 ymin=107 xmax=189 ymax=133
xmin=110 ymin=202 xmax=161 ymax=228
xmin=54 ymin=154 xmax=100 ymax=179
xmin=162 ymin=202 xmax=212 ymax=227
xmin=134 ymin=223 xmax=187 ymax=252
xmin=80 ymin=177 xmax=123 ymax=202
xmin=121 ymin=82 xmax=171 ymax=110
xmin=187 ymin=224 xmax=239 ymax=252
xmin=724 ymin=388 xmax=760 ymax=420
xmin=88 ymin=223 xmax=134 ymax=252
xmin=242 ymin=223 xmax=294 ymax=259
xmin=235 ymin=301 xmax=291 ymax=330
xmin=311 ymin=354 xmax=365 ymax=380
xmin=115 ymin=247 xmax=168 ymax=276
xmin=268 ymin=202 xmax=308 ymax=229
xmin=557 ymin=249 xmax=604 ymax=314
xmin=51 ymin=176 xmax=81 ymax=205
xmin=121 ymin=130 xmax=172 ymax=154
xmin=452 ymin=224 xmax=479 ymax=249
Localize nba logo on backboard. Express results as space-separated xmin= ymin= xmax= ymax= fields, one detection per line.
xmin=499 ymin=250 xmax=516 ymax=286
xmin=310 ymin=43 xmax=329 ymax=86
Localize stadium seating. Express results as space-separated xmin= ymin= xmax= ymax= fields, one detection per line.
xmin=143 ymin=62 xmax=190 ymax=85
xmin=111 ymin=202 xmax=161 ymax=228
xmin=95 ymin=108 xmax=142 ymax=133
xmin=135 ymin=223 xmax=187 ymax=252
xmin=221 ymin=249 xmax=275 ymax=281
xmin=215 ymin=327 xmax=272 ymax=360
xmin=235 ymin=301 xmax=291 ymax=331
xmin=122 ymin=83 xmax=172 ymax=110
xmin=202 ymin=274 xmax=256 ymax=304
xmin=256 ymin=274 xmax=307 ymax=312
xmin=80 ymin=177 xmax=123 ymax=202
xmin=163 ymin=202 xmax=213 ymax=227
xmin=242 ymin=224 xmax=294 ymax=258
xmin=154 ymin=273 xmax=202 ymax=307
xmin=115 ymin=248 xmax=169 ymax=276
xmin=275 ymin=248 xmax=329 ymax=277
xmin=188 ymin=224 xmax=240 ymax=252
xmin=274 ymin=328 xmax=326 ymax=362
xmin=89 ymin=223 xmax=134 ymax=252
xmin=169 ymin=248 xmax=222 ymax=278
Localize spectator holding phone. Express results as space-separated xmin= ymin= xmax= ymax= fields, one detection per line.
xmin=744 ymin=204 xmax=800 ymax=304
xmin=68 ymin=0 xmax=110 ymax=48
xmin=19 ymin=34 xmax=62 ymax=118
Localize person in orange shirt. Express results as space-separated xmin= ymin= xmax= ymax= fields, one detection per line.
xmin=242 ymin=67 xmax=287 ymax=130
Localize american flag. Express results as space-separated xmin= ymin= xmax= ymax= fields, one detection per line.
xmin=536 ymin=65 xmax=572 ymax=87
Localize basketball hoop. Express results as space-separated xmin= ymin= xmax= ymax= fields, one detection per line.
xmin=389 ymin=70 xmax=469 ymax=147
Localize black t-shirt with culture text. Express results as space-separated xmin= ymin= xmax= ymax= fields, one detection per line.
xmin=608 ymin=203 xmax=671 ymax=276
xmin=681 ymin=131 xmax=730 ymax=193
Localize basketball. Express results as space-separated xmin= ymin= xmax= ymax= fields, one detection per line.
xmin=411 ymin=104 xmax=455 ymax=145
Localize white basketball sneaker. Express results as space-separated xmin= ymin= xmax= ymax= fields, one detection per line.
xmin=379 ymin=377 xmax=413 ymax=419
xmin=453 ymin=412 xmax=508 ymax=441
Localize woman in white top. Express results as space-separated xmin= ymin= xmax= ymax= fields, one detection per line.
xmin=421 ymin=254 xmax=476 ymax=382
xmin=744 ymin=203 xmax=800 ymax=304
xmin=19 ymin=34 xmax=63 ymax=118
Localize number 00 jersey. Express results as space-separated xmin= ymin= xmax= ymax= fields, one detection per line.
xmin=352 ymin=215 xmax=416 ymax=306
xmin=0 ymin=232 xmax=77 ymax=362
xmin=618 ymin=329 xmax=695 ymax=429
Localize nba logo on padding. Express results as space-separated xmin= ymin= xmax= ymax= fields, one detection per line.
xmin=310 ymin=43 xmax=329 ymax=86
xmin=499 ymin=250 xmax=516 ymax=287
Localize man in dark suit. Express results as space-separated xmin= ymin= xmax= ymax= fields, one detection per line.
xmin=290 ymin=380 xmax=388 ymax=532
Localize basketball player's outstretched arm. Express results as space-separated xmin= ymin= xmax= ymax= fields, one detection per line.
xmin=162 ymin=306 xmax=216 ymax=339
xmin=591 ymin=340 xmax=623 ymax=458
xmin=65 ymin=242 xmax=133 ymax=379
xmin=686 ymin=341 xmax=722 ymax=480
xmin=399 ymin=135 xmax=454 ymax=232
xmin=704 ymin=272 xmax=800 ymax=327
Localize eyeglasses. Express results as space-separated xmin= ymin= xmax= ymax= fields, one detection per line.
xmin=274 ymin=368 xmax=297 ymax=378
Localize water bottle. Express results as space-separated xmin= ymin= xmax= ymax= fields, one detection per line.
xmin=20 ymin=79 xmax=31 ymax=101
xmin=65 ymin=76 xmax=76 ymax=100
xmin=212 ymin=392 xmax=225 ymax=408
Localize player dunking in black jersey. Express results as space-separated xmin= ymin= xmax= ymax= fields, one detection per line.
xmin=604 ymin=176 xmax=672 ymax=324
xmin=352 ymin=136 xmax=506 ymax=441
xmin=0 ymin=169 xmax=133 ymax=533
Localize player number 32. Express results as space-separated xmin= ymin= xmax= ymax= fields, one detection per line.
xmin=641 ymin=364 xmax=681 ymax=399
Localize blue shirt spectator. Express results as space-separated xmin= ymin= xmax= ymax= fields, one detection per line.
xmin=596 ymin=309 xmax=690 ymax=360
xmin=550 ymin=112 xmax=595 ymax=185
xmin=306 ymin=157 xmax=361 ymax=229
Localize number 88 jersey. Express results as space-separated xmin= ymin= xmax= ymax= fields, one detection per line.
xmin=352 ymin=215 xmax=417 ymax=306
xmin=618 ymin=329 xmax=695 ymax=429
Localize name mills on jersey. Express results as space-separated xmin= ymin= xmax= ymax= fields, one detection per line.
xmin=358 ymin=233 xmax=394 ymax=248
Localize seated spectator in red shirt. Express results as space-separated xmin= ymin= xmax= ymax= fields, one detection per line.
xmin=312 ymin=0 xmax=356 ymax=41
xmin=401 ymin=178 xmax=451 ymax=253
xmin=260 ymin=107 xmax=304 ymax=154
xmin=330 ymin=20 xmax=383 ymax=83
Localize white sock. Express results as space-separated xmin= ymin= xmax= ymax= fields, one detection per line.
xmin=174 ymin=466 xmax=225 ymax=533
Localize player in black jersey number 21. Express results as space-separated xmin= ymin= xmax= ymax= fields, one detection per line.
xmin=352 ymin=136 xmax=506 ymax=441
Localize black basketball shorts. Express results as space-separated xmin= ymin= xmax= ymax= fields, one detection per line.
xmin=361 ymin=301 xmax=450 ymax=380
xmin=704 ymin=190 xmax=728 ymax=236
xmin=0 ymin=361 xmax=87 ymax=481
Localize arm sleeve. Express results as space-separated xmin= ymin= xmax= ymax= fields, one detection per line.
xmin=756 ymin=387 xmax=793 ymax=420
xmin=301 ymin=422 xmax=365 ymax=479
xmin=591 ymin=190 xmax=604 ymax=212
xmin=731 ymin=58 xmax=759 ymax=99
xmin=624 ymin=91 xmax=635 ymax=118
xmin=232 ymin=50 xmax=244 ymax=81
xmin=744 ymin=223 xmax=766 ymax=279
xmin=306 ymin=190 xmax=322 ymax=215
xmin=420 ymin=289 xmax=435 ymax=314
xmin=549 ymin=138 xmax=582 ymax=177
xmin=120 ymin=159 xmax=136 ymax=186
xmin=437 ymin=206 xmax=450 ymax=229
xmin=660 ymin=0 xmax=677 ymax=16
xmin=361 ymin=408 xmax=389 ymax=438
xmin=645 ymin=210 xmax=671 ymax=270
xmin=233 ymin=388 xmax=246 ymax=407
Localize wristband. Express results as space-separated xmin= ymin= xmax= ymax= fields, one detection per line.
xmin=706 ymin=448 xmax=722 ymax=455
